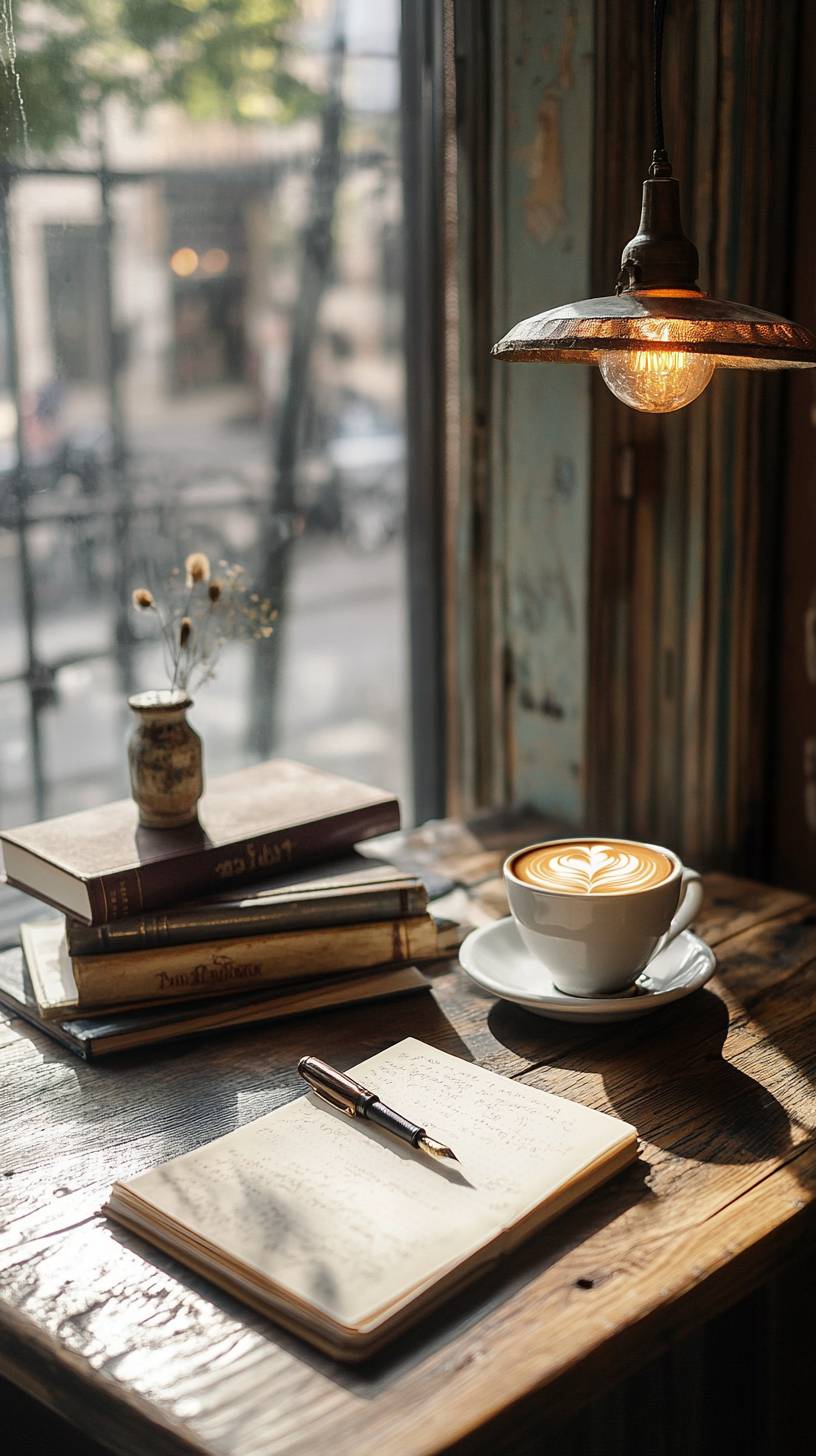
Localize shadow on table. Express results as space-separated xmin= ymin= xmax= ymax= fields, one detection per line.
xmin=487 ymin=989 xmax=795 ymax=1166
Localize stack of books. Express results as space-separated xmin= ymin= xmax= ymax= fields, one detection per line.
xmin=0 ymin=760 xmax=450 ymax=1058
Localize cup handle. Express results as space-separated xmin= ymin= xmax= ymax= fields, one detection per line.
xmin=653 ymin=868 xmax=703 ymax=957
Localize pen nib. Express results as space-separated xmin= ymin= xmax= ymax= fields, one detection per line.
xmin=418 ymin=1134 xmax=459 ymax=1163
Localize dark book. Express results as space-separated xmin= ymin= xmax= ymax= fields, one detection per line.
xmin=0 ymin=759 xmax=400 ymax=925
xmin=0 ymin=947 xmax=430 ymax=1060
xmin=64 ymin=854 xmax=427 ymax=955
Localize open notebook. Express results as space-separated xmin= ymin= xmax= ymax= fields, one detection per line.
xmin=105 ymin=1038 xmax=637 ymax=1358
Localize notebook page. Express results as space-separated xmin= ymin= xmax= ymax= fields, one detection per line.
xmin=116 ymin=1038 xmax=636 ymax=1329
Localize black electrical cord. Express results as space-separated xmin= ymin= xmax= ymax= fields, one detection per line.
xmin=649 ymin=0 xmax=672 ymax=177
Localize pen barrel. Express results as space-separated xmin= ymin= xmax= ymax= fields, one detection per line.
xmin=364 ymin=1099 xmax=424 ymax=1147
xmin=299 ymin=1056 xmax=376 ymax=1114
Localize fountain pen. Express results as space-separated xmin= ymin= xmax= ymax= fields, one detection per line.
xmin=298 ymin=1055 xmax=459 ymax=1163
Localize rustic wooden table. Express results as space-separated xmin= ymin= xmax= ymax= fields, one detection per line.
xmin=2 ymin=820 xmax=816 ymax=1455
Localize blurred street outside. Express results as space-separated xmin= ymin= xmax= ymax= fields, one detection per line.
xmin=0 ymin=528 xmax=409 ymax=828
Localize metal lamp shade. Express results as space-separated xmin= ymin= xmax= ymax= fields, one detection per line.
xmin=492 ymin=289 xmax=816 ymax=370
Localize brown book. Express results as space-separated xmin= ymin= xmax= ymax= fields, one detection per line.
xmin=21 ymin=914 xmax=444 ymax=1017
xmin=64 ymin=854 xmax=427 ymax=956
xmin=0 ymin=947 xmax=431 ymax=1060
xmin=0 ymin=759 xmax=400 ymax=925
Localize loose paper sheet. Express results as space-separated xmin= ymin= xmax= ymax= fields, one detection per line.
xmin=119 ymin=1038 xmax=635 ymax=1328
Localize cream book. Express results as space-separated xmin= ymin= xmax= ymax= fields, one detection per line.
xmin=0 ymin=947 xmax=430 ymax=1060
xmin=21 ymin=914 xmax=450 ymax=1018
xmin=105 ymin=1038 xmax=638 ymax=1358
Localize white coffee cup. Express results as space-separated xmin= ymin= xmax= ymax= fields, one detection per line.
xmin=503 ymin=836 xmax=703 ymax=997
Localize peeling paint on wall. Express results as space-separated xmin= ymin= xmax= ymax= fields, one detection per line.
xmin=515 ymin=10 xmax=576 ymax=244
xmin=512 ymin=470 xmax=577 ymax=635
xmin=499 ymin=0 xmax=592 ymax=821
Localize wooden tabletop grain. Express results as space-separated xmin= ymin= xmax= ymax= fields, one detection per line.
xmin=2 ymin=824 xmax=816 ymax=1456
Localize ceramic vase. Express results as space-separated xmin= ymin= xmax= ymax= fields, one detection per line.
xmin=127 ymin=689 xmax=203 ymax=828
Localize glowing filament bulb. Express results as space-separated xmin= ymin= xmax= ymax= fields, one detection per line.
xmin=599 ymin=327 xmax=715 ymax=413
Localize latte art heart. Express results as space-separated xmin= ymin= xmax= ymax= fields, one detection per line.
xmin=512 ymin=840 xmax=673 ymax=895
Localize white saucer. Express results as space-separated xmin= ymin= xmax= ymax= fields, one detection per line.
xmin=458 ymin=917 xmax=716 ymax=1023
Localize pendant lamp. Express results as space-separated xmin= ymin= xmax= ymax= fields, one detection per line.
xmin=492 ymin=0 xmax=816 ymax=412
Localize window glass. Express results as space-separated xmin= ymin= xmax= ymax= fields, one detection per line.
xmin=0 ymin=0 xmax=410 ymax=846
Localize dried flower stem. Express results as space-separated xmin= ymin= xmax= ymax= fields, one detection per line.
xmin=132 ymin=551 xmax=275 ymax=695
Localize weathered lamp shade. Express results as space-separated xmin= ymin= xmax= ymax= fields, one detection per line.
xmin=493 ymin=177 xmax=816 ymax=410
xmin=492 ymin=289 xmax=816 ymax=371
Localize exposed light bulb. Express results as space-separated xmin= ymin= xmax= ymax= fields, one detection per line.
xmin=599 ymin=344 xmax=715 ymax=413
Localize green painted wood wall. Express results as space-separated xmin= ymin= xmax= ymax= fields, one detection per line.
xmin=449 ymin=0 xmax=595 ymax=822
xmin=495 ymin=0 xmax=594 ymax=821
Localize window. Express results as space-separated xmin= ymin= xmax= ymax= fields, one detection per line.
xmin=0 ymin=0 xmax=413 ymax=841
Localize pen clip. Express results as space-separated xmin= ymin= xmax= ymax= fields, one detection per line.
xmin=308 ymin=1081 xmax=358 ymax=1117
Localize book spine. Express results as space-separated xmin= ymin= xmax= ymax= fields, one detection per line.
xmin=87 ymin=800 xmax=401 ymax=925
xmin=76 ymin=969 xmax=431 ymax=1056
xmin=70 ymin=916 xmax=438 ymax=1008
xmin=66 ymin=883 xmax=426 ymax=956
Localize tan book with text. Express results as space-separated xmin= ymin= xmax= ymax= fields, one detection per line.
xmin=0 ymin=947 xmax=431 ymax=1059
xmin=21 ymin=914 xmax=445 ymax=1018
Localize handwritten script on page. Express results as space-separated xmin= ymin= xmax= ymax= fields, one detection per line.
xmin=119 ymin=1038 xmax=635 ymax=1329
